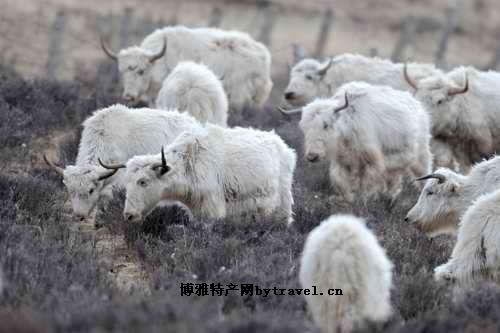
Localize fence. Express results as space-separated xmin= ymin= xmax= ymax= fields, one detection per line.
xmin=0 ymin=0 xmax=499 ymax=81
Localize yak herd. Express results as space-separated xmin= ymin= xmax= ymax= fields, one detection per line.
xmin=36 ymin=25 xmax=500 ymax=332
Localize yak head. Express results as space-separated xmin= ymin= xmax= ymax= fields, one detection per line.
xmin=101 ymin=36 xmax=167 ymax=105
xmin=297 ymin=91 xmax=351 ymax=163
xmin=404 ymin=65 xmax=471 ymax=136
xmin=283 ymin=58 xmax=334 ymax=107
xmin=405 ymin=168 xmax=465 ymax=237
xmin=122 ymin=130 xmax=207 ymax=223
xmin=44 ymin=155 xmax=120 ymax=221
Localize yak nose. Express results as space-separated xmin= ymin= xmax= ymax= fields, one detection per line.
xmin=404 ymin=216 xmax=409 ymax=222
xmin=124 ymin=211 xmax=140 ymax=223
xmin=284 ymin=91 xmax=296 ymax=100
xmin=74 ymin=213 xmax=86 ymax=222
xmin=123 ymin=94 xmax=135 ymax=102
xmin=306 ymin=153 xmax=319 ymax=163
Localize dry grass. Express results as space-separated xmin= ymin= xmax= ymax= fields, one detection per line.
xmin=1 ymin=64 xmax=500 ymax=332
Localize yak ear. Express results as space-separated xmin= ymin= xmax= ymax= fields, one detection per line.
xmin=185 ymin=139 xmax=200 ymax=159
xmin=154 ymin=165 xmax=171 ymax=178
xmin=449 ymin=181 xmax=461 ymax=193
xmin=184 ymin=138 xmax=208 ymax=173
xmin=182 ymin=139 xmax=199 ymax=169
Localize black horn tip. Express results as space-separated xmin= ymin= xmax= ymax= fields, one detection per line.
xmin=414 ymin=174 xmax=446 ymax=184
xmin=98 ymin=158 xmax=126 ymax=170
xmin=333 ymin=92 xmax=349 ymax=113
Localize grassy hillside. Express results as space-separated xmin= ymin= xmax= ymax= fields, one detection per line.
xmin=1 ymin=64 xmax=500 ymax=333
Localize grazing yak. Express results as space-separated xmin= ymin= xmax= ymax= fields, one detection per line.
xmin=405 ymin=65 xmax=500 ymax=170
xmin=285 ymin=82 xmax=432 ymax=204
xmin=283 ymin=53 xmax=440 ymax=107
xmin=434 ymin=188 xmax=500 ymax=286
xmin=101 ymin=26 xmax=272 ymax=110
xmin=44 ymin=104 xmax=198 ymax=222
xmin=299 ymin=214 xmax=393 ymax=333
xmin=282 ymin=53 xmax=456 ymax=170
xmin=101 ymin=125 xmax=297 ymax=224
xmin=155 ymin=61 xmax=228 ymax=126
xmin=405 ymin=156 xmax=500 ymax=237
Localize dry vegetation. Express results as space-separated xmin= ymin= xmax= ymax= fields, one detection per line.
xmin=2 ymin=0 xmax=500 ymax=332
xmin=1 ymin=61 xmax=500 ymax=333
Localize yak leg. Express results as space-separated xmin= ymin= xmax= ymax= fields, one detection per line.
xmin=329 ymin=164 xmax=355 ymax=205
xmin=359 ymin=147 xmax=386 ymax=201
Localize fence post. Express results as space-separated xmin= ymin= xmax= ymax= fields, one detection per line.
xmin=168 ymin=11 xmax=178 ymax=26
xmin=120 ymin=7 xmax=133 ymax=48
xmin=483 ymin=30 xmax=500 ymax=70
xmin=136 ymin=15 xmax=157 ymax=37
xmin=435 ymin=0 xmax=463 ymax=69
xmin=369 ymin=47 xmax=379 ymax=58
xmin=209 ymin=7 xmax=223 ymax=27
xmin=95 ymin=12 xmax=120 ymax=91
xmin=391 ymin=16 xmax=416 ymax=63
xmin=47 ymin=10 xmax=65 ymax=80
xmin=257 ymin=1 xmax=275 ymax=47
xmin=157 ymin=17 xmax=167 ymax=30
xmin=315 ymin=8 xmax=334 ymax=59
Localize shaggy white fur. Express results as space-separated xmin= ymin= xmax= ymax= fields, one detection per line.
xmin=415 ymin=66 xmax=500 ymax=169
xmin=61 ymin=104 xmax=198 ymax=219
xmin=406 ymin=155 xmax=500 ymax=237
xmin=156 ymin=61 xmax=228 ymax=126
xmin=283 ymin=53 xmax=454 ymax=170
xmin=110 ymin=25 xmax=272 ymax=110
xmin=299 ymin=81 xmax=432 ymax=203
xmin=299 ymin=214 xmax=393 ymax=333
xmin=123 ymin=124 xmax=297 ymax=224
xmin=435 ymin=188 xmax=500 ymax=286
xmin=284 ymin=53 xmax=440 ymax=107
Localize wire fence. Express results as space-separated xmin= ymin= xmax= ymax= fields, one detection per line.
xmin=1 ymin=0 xmax=499 ymax=82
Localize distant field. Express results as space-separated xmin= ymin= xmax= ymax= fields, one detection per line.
xmin=2 ymin=0 xmax=500 ymax=83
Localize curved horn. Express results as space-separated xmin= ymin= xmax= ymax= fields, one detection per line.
xmin=97 ymin=158 xmax=125 ymax=181
xmin=448 ymin=73 xmax=469 ymax=97
xmin=43 ymin=154 xmax=64 ymax=176
xmin=149 ymin=38 xmax=167 ymax=63
xmin=317 ymin=58 xmax=333 ymax=76
xmin=278 ymin=105 xmax=302 ymax=116
xmin=404 ymin=62 xmax=418 ymax=90
xmin=161 ymin=146 xmax=167 ymax=170
xmin=98 ymin=158 xmax=126 ymax=170
xmin=152 ymin=147 xmax=170 ymax=175
xmin=415 ymin=173 xmax=446 ymax=184
xmin=100 ymin=36 xmax=118 ymax=61
xmin=97 ymin=169 xmax=120 ymax=181
xmin=333 ymin=92 xmax=349 ymax=113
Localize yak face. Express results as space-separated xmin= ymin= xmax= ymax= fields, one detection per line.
xmin=118 ymin=48 xmax=157 ymax=105
xmin=63 ymin=165 xmax=115 ymax=221
xmin=405 ymin=168 xmax=464 ymax=237
xmin=284 ymin=59 xmax=332 ymax=107
xmin=415 ymin=73 xmax=470 ymax=137
xmin=101 ymin=35 xmax=167 ymax=105
xmin=299 ymin=97 xmax=348 ymax=163
xmin=123 ymin=132 xmax=203 ymax=223
xmin=123 ymin=155 xmax=168 ymax=223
